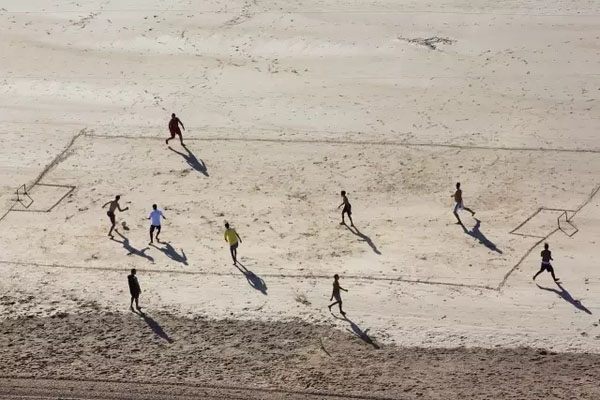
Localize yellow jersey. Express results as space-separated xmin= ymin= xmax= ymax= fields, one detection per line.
xmin=224 ymin=228 xmax=238 ymax=245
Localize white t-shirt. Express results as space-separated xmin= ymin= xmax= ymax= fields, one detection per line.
xmin=149 ymin=210 xmax=164 ymax=226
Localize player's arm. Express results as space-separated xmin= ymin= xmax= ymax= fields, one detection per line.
xmin=330 ymin=290 xmax=334 ymax=301
xmin=340 ymin=286 xmax=348 ymax=292
xmin=118 ymin=205 xmax=129 ymax=211
xmin=236 ymin=231 xmax=242 ymax=243
xmin=179 ymin=119 xmax=185 ymax=130
xmin=102 ymin=201 xmax=110 ymax=208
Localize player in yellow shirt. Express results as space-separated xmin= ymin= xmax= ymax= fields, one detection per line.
xmin=224 ymin=222 xmax=242 ymax=265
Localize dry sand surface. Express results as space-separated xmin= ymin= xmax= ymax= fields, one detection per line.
xmin=1 ymin=0 xmax=599 ymax=398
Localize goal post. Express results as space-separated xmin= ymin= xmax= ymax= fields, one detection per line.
xmin=15 ymin=184 xmax=34 ymax=209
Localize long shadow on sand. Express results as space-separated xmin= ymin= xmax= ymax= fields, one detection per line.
xmin=235 ymin=262 xmax=267 ymax=295
xmin=168 ymin=146 xmax=208 ymax=177
xmin=110 ymin=231 xmax=154 ymax=262
xmin=333 ymin=313 xmax=380 ymax=349
xmin=134 ymin=309 xmax=174 ymax=343
xmin=150 ymin=242 xmax=188 ymax=265
xmin=462 ymin=219 xmax=502 ymax=254
xmin=537 ymin=283 xmax=592 ymax=314
xmin=343 ymin=223 xmax=381 ymax=255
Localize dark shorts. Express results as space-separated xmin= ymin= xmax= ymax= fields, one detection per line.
xmin=343 ymin=205 xmax=352 ymax=216
xmin=130 ymin=291 xmax=140 ymax=299
xmin=333 ymin=293 xmax=342 ymax=303
xmin=169 ymin=128 xmax=181 ymax=137
xmin=541 ymin=262 xmax=553 ymax=272
xmin=107 ymin=211 xmax=115 ymax=224
xmin=150 ymin=225 xmax=161 ymax=234
xmin=230 ymin=243 xmax=238 ymax=251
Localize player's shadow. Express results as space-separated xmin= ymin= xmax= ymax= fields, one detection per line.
xmin=333 ymin=314 xmax=380 ymax=349
xmin=134 ymin=309 xmax=174 ymax=343
xmin=111 ymin=231 xmax=154 ymax=262
xmin=168 ymin=146 xmax=208 ymax=177
xmin=235 ymin=262 xmax=267 ymax=295
xmin=150 ymin=242 xmax=188 ymax=265
xmin=343 ymin=223 xmax=381 ymax=255
xmin=463 ymin=219 xmax=502 ymax=254
xmin=536 ymin=283 xmax=592 ymax=314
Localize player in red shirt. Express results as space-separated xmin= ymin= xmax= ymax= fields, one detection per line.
xmin=166 ymin=113 xmax=185 ymax=146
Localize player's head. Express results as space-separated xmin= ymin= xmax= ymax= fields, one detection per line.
xmin=334 ymin=274 xmax=339 ymax=280
xmin=456 ymin=182 xmax=461 ymax=189
xmin=152 ymin=204 xmax=157 ymax=210
xmin=115 ymin=195 xmax=120 ymax=200
xmin=131 ymin=268 xmax=136 ymax=275
xmin=171 ymin=113 xmax=176 ymax=118
xmin=225 ymin=222 xmax=230 ymax=229
xmin=341 ymin=190 xmax=346 ymax=196
xmin=544 ymin=243 xmax=549 ymax=249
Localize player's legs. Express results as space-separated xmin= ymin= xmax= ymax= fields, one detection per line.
xmin=130 ymin=296 xmax=135 ymax=310
xmin=177 ymin=132 xmax=184 ymax=146
xmin=347 ymin=212 xmax=354 ymax=227
xmin=463 ymin=206 xmax=475 ymax=216
xmin=230 ymin=244 xmax=237 ymax=264
xmin=453 ymin=203 xmax=463 ymax=224
xmin=155 ymin=225 xmax=161 ymax=242
xmin=328 ymin=300 xmax=339 ymax=311
xmin=453 ymin=211 xmax=462 ymax=225
xmin=533 ymin=263 xmax=545 ymax=280
xmin=149 ymin=225 xmax=155 ymax=243
xmin=547 ymin=265 xmax=559 ymax=282
xmin=166 ymin=131 xmax=175 ymax=144
xmin=338 ymin=300 xmax=345 ymax=315
xmin=134 ymin=295 xmax=141 ymax=310
xmin=108 ymin=212 xmax=116 ymax=236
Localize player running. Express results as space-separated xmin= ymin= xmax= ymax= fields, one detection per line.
xmin=224 ymin=222 xmax=242 ymax=265
xmin=148 ymin=204 xmax=166 ymax=244
xmin=533 ymin=243 xmax=560 ymax=282
xmin=452 ymin=182 xmax=475 ymax=225
xmin=166 ymin=113 xmax=185 ymax=146
xmin=102 ymin=195 xmax=129 ymax=237
xmin=338 ymin=190 xmax=354 ymax=226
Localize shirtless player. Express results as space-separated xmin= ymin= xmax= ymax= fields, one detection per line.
xmin=452 ymin=182 xmax=475 ymax=225
xmin=102 ymin=195 xmax=129 ymax=237
xmin=166 ymin=113 xmax=185 ymax=146
xmin=338 ymin=190 xmax=354 ymax=226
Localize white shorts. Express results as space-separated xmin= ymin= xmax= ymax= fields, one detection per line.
xmin=453 ymin=202 xmax=464 ymax=213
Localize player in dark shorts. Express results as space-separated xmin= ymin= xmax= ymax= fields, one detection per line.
xmin=224 ymin=222 xmax=242 ymax=265
xmin=328 ymin=274 xmax=348 ymax=316
xmin=166 ymin=113 xmax=185 ymax=146
xmin=338 ymin=190 xmax=354 ymax=226
xmin=127 ymin=268 xmax=142 ymax=311
xmin=533 ymin=243 xmax=560 ymax=282
xmin=102 ymin=195 xmax=128 ymax=237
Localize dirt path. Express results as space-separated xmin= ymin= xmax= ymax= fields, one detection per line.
xmin=2 ymin=312 xmax=600 ymax=400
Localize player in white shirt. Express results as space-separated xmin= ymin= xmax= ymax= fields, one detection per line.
xmin=148 ymin=204 xmax=166 ymax=244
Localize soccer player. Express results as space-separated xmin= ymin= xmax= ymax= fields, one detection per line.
xmin=166 ymin=113 xmax=185 ymax=146
xmin=338 ymin=190 xmax=354 ymax=226
xmin=328 ymin=274 xmax=348 ymax=316
xmin=148 ymin=204 xmax=166 ymax=244
xmin=224 ymin=222 xmax=242 ymax=265
xmin=102 ymin=195 xmax=128 ymax=237
xmin=127 ymin=268 xmax=142 ymax=311
xmin=452 ymin=182 xmax=475 ymax=225
xmin=533 ymin=243 xmax=560 ymax=282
